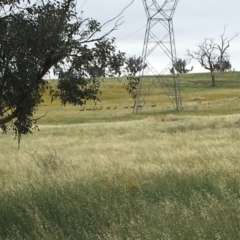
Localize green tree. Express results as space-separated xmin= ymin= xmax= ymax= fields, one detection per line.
xmin=0 ymin=0 xmax=130 ymax=146
xmin=214 ymin=59 xmax=231 ymax=72
xmin=125 ymin=56 xmax=147 ymax=77
xmin=123 ymin=56 xmax=146 ymax=108
xmin=171 ymin=58 xmax=193 ymax=74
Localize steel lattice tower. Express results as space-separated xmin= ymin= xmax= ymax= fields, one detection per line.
xmin=134 ymin=0 xmax=182 ymax=113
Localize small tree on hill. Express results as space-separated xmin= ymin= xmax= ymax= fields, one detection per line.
xmin=125 ymin=56 xmax=147 ymax=77
xmin=171 ymin=58 xmax=193 ymax=74
xmin=187 ymin=39 xmax=218 ymax=86
xmin=187 ymin=28 xmax=238 ymax=86
xmin=123 ymin=56 xmax=147 ymax=108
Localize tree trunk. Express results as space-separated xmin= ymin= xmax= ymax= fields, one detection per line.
xmin=219 ymin=56 xmax=224 ymax=72
xmin=211 ymin=72 xmax=216 ymax=86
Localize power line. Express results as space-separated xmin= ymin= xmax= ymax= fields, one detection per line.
xmin=116 ymin=24 xmax=146 ymax=43
xmin=117 ymin=0 xmax=183 ymax=44
xmin=79 ymin=0 xmax=88 ymax=10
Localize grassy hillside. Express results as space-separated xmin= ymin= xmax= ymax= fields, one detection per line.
xmin=36 ymin=71 xmax=240 ymax=124
xmin=0 ymin=72 xmax=240 ymax=239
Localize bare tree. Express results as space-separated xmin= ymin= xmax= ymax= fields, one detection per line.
xmin=217 ymin=27 xmax=238 ymax=72
xmin=187 ymin=28 xmax=238 ymax=86
xmin=187 ymin=39 xmax=218 ymax=86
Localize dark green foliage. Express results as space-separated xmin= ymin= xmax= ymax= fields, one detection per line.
xmin=0 ymin=0 xmax=126 ymax=142
xmin=124 ymin=56 xmax=146 ymax=100
xmin=124 ymin=76 xmax=140 ymax=100
xmin=171 ymin=58 xmax=193 ymax=74
xmin=214 ymin=59 xmax=232 ymax=72
xmin=84 ymin=39 xmax=126 ymax=79
xmin=125 ymin=55 xmax=147 ymax=77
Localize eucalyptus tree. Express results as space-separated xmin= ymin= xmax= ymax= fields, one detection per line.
xmin=124 ymin=56 xmax=146 ymax=108
xmin=0 ymin=0 xmax=131 ymax=146
xmin=171 ymin=58 xmax=193 ymax=74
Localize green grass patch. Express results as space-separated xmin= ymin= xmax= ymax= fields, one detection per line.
xmin=1 ymin=170 xmax=239 ymax=239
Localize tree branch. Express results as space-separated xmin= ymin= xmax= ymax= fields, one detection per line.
xmin=78 ymin=0 xmax=134 ymax=43
xmin=0 ymin=111 xmax=17 ymax=125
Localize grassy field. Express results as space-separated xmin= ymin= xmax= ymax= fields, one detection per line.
xmin=0 ymin=72 xmax=240 ymax=239
xmin=35 ymin=72 xmax=240 ymax=125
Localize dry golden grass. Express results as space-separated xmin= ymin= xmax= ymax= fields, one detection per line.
xmin=1 ymin=72 xmax=240 ymax=239
xmin=1 ymin=114 xmax=240 ymax=238
xmin=36 ymin=72 xmax=240 ymax=125
xmin=1 ymin=113 xmax=240 ymax=179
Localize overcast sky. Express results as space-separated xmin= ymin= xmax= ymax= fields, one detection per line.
xmin=80 ymin=0 xmax=240 ymax=73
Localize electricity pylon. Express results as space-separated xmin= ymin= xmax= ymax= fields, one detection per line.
xmin=134 ymin=0 xmax=182 ymax=113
